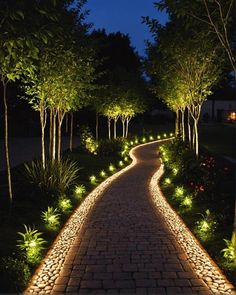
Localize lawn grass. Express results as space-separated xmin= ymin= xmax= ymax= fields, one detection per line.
xmin=199 ymin=123 xmax=236 ymax=159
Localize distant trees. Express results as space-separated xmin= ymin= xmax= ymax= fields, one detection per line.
xmin=89 ymin=30 xmax=147 ymax=139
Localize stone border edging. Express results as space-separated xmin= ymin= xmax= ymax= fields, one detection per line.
xmin=149 ymin=163 xmax=235 ymax=294
xmin=25 ymin=139 xmax=171 ymax=294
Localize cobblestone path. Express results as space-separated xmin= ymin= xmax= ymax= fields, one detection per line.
xmin=49 ymin=142 xmax=218 ymax=295
xmin=27 ymin=141 xmax=234 ymax=295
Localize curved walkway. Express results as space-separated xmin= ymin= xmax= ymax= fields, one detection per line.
xmin=26 ymin=141 xmax=234 ymax=295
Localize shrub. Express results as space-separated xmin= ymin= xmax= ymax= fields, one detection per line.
xmin=17 ymin=225 xmax=46 ymax=265
xmin=0 ymin=256 xmax=31 ymax=292
xmin=73 ymin=184 xmax=86 ymax=200
xmin=97 ymin=138 xmax=125 ymax=156
xmin=194 ymin=210 xmax=217 ymax=242
xmin=79 ymin=125 xmax=98 ymax=154
xmin=108 ymin=163 xmax=116 ymax=173
xmin=24 ymin=158 xmax=79 ymax=195
xmin=221 ymin=239 xmax=235 ymax=263
xmin=58 ymin=196 xmax=72 ymax=214
xmin=99 ymin=170 xmax=107 ymax=178
xmin=41 ymin=207 xmax=60 ymax=231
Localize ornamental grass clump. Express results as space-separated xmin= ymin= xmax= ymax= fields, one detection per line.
xmin=24 ymin=158 xmax=79 ymax=195
xmin=41 ymin=207 xmax=60 ymax=231
xmin=221 ymin=239 xmax=235 ymax=263
xmin=17 ymin=225 xmax=46 ymax=265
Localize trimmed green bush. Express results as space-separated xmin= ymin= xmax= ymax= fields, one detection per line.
xmin=0 ymin=256 xmax=31 ymax=292
xmin=97 ymin=138 xmax=125 ymax=156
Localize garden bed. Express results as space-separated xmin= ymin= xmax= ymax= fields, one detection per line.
xmin=159 ymin=140 xmax=235 ymax=286
xmin=0 ymin=132 xmax=172 ymax=292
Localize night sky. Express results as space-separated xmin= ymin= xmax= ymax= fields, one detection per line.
xmin=84 ymin=0 xmax=169 ymax=56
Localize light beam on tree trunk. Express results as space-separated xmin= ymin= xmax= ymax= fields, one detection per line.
xmin=175 ymin=110 xmax=179 ymax=137
xmin=108 ymin=117 xmax=111 ymax=140
xmin=114 ymin=117 xmax=119 ymax=139
xmin=51 ymin=109 xmax=57 ymax=161
xmin=125 ymin=116 xmax=132 ymax=138
xmin=49 ymin=109 xmax=53 ymax=159
xmin=121 ymin=116 xmax=126 ymax=138
xmin=187 ymin=108 xmax=192 ymax=149
xmin=180 ymin=108 xmax=185 ymax=141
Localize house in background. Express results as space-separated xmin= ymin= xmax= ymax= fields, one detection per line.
xmin=201 ymin=100 xmax=236 ymax=123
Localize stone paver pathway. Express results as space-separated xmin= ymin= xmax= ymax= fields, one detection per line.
xmin=27 ymin=141 xmax=234 ymax=295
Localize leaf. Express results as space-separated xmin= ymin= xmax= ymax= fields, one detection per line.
xmin=16 ymin=10 xmax=24 ymax=19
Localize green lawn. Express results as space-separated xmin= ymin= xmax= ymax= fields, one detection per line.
xmin=199 ymin=123 xmax=236 ymax=159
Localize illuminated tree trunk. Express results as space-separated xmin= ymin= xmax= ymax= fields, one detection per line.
xmin=2 ymin=79 xmax=12 ymax=203
xmin=187 ymin=108 xmax=192 ymax=149
xmin=51 ymin=109 xmax=57 ymax=161
xmin=125 ymin=116 xmax=131 ymax=138
xmin=69 ymin=111 xmax=73 ymax=152
xmin=194 ymin=119 xmax=199 ymax=157
xmin=114 ymin=117 xmax=119 ymax=139
xmin=121 ymin=116 xmax=126 ymax=138
xmin=175 ymin=110 xmax=179 ymax=137
xmin=96 ymin=112 xmax=99 ymax=140
xmin=189 ymin=104 xmax=201 ymax=157
xmin=108 ymin=117 xmax=111 ymax=140
xmin=180 ymin=108 xmax=185 ymax=141
xmin=39 ymin=103 xmax=47 ymax=169
xmin=57 ymin=109 xmax=65 ymax=161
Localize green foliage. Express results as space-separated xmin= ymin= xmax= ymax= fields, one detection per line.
xmin=17 ymin=225 xmax=46 ymax=265
xmin=89 ymin=175 xmax=97 ymax=185
xmin=99 ymin=170 xmax=107 ymax=178
xmin=180 ymin=195 xmax=193 ymax=211
xmin=79 ymin=125 xmax=98 ymax=154
xmin=0 ymin=256 xmax=31 ymax=292
xmin=97 ymin=138 xmax=125 ymax=156
xmin=24 ymin=158 xmax=79 ymax=195
xmin=41 ymin=207 xmax=60 ymax=231
xmin=58 ymin=196 xmax=72 ymax=214
xmin=173 ymin=186 xmax=185 ymax=200
xmin=73 ymin=184 xmax=86 ymax=200
xmin=194 ymin=210 xmax=217 ymax=242
xmin=221 ymin=239 xmax=236 ymax=263
xmin=108 ymin=163 xmax=116 ymax=173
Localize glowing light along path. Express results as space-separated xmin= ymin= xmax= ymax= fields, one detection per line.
xmin=26 ymin=138 xmax=234 ymax=294
xmin=26 ymin=139 xmax=170 ymax=294
xmin=149 ymin=164 xmax=234 ymax=294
